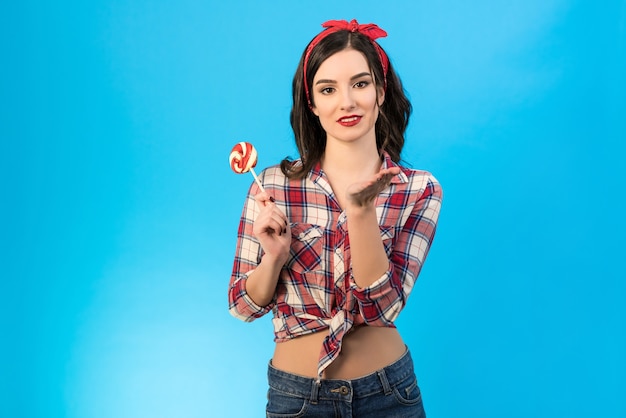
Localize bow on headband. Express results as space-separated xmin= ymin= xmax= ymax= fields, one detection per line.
xmin=322 ymin=19 xmax=388 ymax=41
xmin=303 ymin=19 xmax=390 ymax=107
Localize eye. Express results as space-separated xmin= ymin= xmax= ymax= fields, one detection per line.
xmin=354 ymin=80 xmax=370 ymax=88
xmin=319 ymin=87 xmax=335 ymax=95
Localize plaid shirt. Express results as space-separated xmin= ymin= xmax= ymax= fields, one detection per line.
xmin=229 ymin=152 xmax=442 ymax=379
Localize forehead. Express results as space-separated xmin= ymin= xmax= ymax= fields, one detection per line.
xmin=313 ymin=48 xmax=371 ymax=79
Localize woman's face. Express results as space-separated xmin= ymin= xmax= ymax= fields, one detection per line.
xmin=311 ymin=48 xmax=384 ymax=147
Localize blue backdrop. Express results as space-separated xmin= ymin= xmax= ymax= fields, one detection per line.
xmin=2 ymin=1 xmax=625 ymax=417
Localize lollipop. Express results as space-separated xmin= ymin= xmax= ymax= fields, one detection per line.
xmin=229 ymin=142 xmax=265 ymax=192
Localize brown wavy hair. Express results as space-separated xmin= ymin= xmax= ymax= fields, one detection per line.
xmin=280 ymin=29 xmax=412 ymax=179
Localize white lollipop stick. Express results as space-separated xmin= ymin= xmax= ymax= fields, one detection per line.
xmin=249 ymin=167 xmax=265 ymax=193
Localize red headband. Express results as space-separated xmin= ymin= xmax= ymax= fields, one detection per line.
xmin=303 ymin=19 xmax=389 ymax=107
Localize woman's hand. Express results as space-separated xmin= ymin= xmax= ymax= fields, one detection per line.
xmin=345 ymin=167 xmax=401 ymax=208
xmin=253 ymin=192 xmax=291 ymax=265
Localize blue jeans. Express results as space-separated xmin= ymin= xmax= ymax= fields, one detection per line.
xmin=266 ymin=349 xmax=426 ymax=417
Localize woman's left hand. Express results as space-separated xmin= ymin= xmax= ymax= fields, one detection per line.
xmin=345 ymin=167 xmax=401 ymax=208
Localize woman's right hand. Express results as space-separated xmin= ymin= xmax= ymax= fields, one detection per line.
xmin=253 ymin=192 xmax=291 ymax=266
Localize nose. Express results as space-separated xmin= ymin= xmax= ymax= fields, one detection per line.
xmin=340 ymin=89 xmax=356 ymax=111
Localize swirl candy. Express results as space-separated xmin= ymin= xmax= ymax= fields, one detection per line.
xmin=229 ymin=142 xmax=258 ymax=174
xmin=229 ymin=141 xmax=265 ymax=192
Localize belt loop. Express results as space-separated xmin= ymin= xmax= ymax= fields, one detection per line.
xmin=377 ymin=369 xmax=392 ymax=395
xmin=310 ymin=379 xmax=320 ymax=404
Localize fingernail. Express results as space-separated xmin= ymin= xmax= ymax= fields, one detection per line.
xmin=269 ymin=196 xmax=275 ymax=203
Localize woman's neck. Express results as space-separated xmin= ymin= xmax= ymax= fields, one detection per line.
xmin=320 ymin=141 xmax=382 ymax=210
xmin=321 ymin=140 xmax=382 ymax=179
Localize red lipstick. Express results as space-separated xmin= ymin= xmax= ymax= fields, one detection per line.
xmin=337 ymin=115 xmax=362 ymax=127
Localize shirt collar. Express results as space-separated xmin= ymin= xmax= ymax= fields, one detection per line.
xmin=381 ymin=151 xmax=408 ymax=184
xmin=309 ymin=151 xmax=407 ymax=184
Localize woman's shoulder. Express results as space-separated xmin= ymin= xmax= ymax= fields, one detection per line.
xmin=382 ymin=153 xmax=440 ymax=190
xmin=259 ymin=163 xmax=285 ymax=178
xmin=258 ymin=159 xmax=306 ymax=186
xmin=392 ymin=165 xmax=443 ymax=203
xmin=397 ymin=164 xmax=440 ymax=186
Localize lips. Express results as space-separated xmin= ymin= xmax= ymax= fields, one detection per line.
xmin=337 ymin=115 xmax=362 ymax=127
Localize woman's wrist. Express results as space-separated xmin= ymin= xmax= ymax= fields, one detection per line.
xmin=261 ymin=251 xmax=290 ymax=269
xmin=346 ymin=201 xmax=377 ymax=218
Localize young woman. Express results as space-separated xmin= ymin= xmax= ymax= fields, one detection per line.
xmin=229 ymin=19 xmax=442 ymax=417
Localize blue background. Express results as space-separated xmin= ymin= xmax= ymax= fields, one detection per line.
xmin=2 ymin=1 xmax=625 ymax=417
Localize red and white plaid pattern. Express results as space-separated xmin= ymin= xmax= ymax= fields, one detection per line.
xmin=229 ymin=152 xmax=443 ymax=378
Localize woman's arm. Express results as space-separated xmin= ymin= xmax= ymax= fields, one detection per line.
xmin=345 ymin=168 xmax=401 ymax=288
xmin=245 ymin=192 xmax=291 ymax=306
xmin=348 ymin=171 xmax=443 ymax=324
xmin=228 ymin=187 xmax=291 ymax=320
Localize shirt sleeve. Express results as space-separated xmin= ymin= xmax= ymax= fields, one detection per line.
xmin=228 ymin=181 xmax=275 ymax=322
xmin=351 ymin=174 xmax=443 ymax=325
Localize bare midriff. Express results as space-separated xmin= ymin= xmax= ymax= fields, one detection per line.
xmin=271 ymin=325 xmax=406 ymax=379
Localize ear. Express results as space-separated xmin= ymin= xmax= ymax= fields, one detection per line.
xmin=310 ymin=103 xmax=319 ymax=116
xmin=377 ymin=86 xmax=385 ymax=106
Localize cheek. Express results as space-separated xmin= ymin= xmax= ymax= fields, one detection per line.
xmin=314 ymin=101 xmax=333 ymax=118
xmin=362 ymin=90 xmax=380 ymax=109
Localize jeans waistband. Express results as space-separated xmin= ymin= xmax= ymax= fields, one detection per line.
xmin=267 ymin=349 xmax=415 ymax=401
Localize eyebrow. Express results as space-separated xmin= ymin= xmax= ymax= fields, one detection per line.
xmin=315 ymin=72 xmax=372 ymax=85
